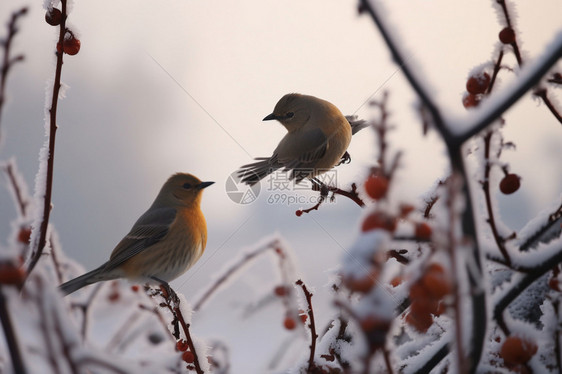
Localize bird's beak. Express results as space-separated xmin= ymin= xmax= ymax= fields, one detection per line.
xmin=263 ymin=113 xmax=277 ymax=121
xmin=197 ymin=181 xmax=215 ymax=189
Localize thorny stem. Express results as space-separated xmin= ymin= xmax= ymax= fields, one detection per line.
xmin=296 ymin=279 xmax=318 ymax=373
xmin=0 ymin=7 xmax=27 ymax=142
xmin=28 ymin=0 xmax=68 ymax=276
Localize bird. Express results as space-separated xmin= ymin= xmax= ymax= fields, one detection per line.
xmin=237 ymin=93 xmax=367 ymax=186
xmin=59 ymin=173 xmax=214 ymax=296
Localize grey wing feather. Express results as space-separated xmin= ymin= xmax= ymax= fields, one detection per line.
xmin=346 ymin=115 xmax=369 ymax=135
xmin=103 ymin=207 xmax=177 ymax=271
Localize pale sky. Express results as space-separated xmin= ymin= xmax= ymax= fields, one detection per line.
xmin=0 ymin=0 xmax=560 ymax=372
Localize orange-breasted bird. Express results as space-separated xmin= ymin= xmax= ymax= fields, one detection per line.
xmin=59 ymin=173 xmax=213 ymax=295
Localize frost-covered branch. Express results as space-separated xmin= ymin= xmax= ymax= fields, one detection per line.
xmin=494 ymin=244 xmax=562 ymax=333
xmin=193 ymin=238 xmax=293 ymax=312
xmin=456 ymin=35 xmax=562 ymax=140
xmin=28 ymin=0 xmax=69 ymax=276
xmin=295 ymin=279 xmax=318 ymax=372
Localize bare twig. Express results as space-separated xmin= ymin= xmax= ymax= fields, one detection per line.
xmin=0 ymin=7 xmax=27 ymax=140
xmin=480 ymin=131 xmax=511 ymax=264
xmin=486 ymin=49 xmax=504 ymax=95
xmin=0 ymin=287 xmax=26 ymax=374
xmin=2 ymin=161 xmax=29 ymax=217
xmin=69 ymin=283 xmax=103 ymax=339
xmin=534 ymin=88 xmax=562 ymax=124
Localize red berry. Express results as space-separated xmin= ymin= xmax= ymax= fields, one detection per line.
xmin=466 ymin=72 xmax=490 ymax=95
xmin=399 ymin=203 xmax=415 ymax=218
xmin=342 ymin=270 xmax=378 ymax=293
xmin=295 ymin=210 xmax=303 ymax=217
xmin=283 ymin=317 xmax=297 ymax=330
xmin=17 ymin=227 xmax=32 ymax=244
xmin=181 ymin=351 xmax=195 ymax=363
xmin=499 ymin=173 xmax=521 ymax=195
xmin=45 ymin=8 xmax=62 ymax=26
xmin=500 ymin=336 xmax=537 ymax=365
xmin=63 ymin=36 xmax=81 ymax=56
xmin=131 ymin=285 xmax=140 ymax=293
xmin=176 ymin=339 xmax=189 ymax=352
xmin=362 ymin=211 xmax=397 ymax=233
xmin=421 ymin=264 xmax=451 ymax=299
xmin=298 ymin=310 xmax=308 ymax=324
xmin=274 ymin=285 xmax=287 ymax=297
xmin=414 ymin=222 xmax=432 ymax=240
xmin=390 ymin=276 xmax=403 ymax=287
xmin=108 ymin=292 xmax=120 ymax=302
xmin=0 ymin=263 xmax=26 ymax=286
xmin=549 ymin=276 xmax=561 ymax=292
xmin=364 ymin=175 xmax=389 ymax=200
xmin=499 ymin=27 xmax=516 ymax=44
xmin=462 ymin=93 xmax=480 ymax=109
xmin=405 ymin=310 xmax=433 ymax=332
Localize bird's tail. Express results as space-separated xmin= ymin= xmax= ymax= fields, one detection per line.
xmin=59 ymin=264 xmax=113 ymax=296
xmin=237 ymin=157 xmax=281 ymax=186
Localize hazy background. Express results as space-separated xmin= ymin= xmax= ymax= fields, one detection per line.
xmin=1 ymin=0 xmax=560 ymax=371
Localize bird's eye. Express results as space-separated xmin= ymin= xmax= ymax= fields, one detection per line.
xmin=182 ymin=183 xmax=192 ymax=189
xmin=285 ymin=112 xmax=294 ymax=119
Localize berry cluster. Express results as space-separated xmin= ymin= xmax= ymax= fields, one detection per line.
xmin=405 ymin=263 xmax=451 ymax=333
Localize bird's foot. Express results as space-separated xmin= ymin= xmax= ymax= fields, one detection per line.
xmin=337 ymin=151 xmax=351 ymax=166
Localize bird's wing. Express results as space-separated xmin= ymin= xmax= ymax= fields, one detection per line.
xmin=280 ymin=127 xmax=328 ymax=181
xmin=237 ymin=155 xmax=283 ymax=186
xmin=104 ymin=207 xmax=177 ymax=271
